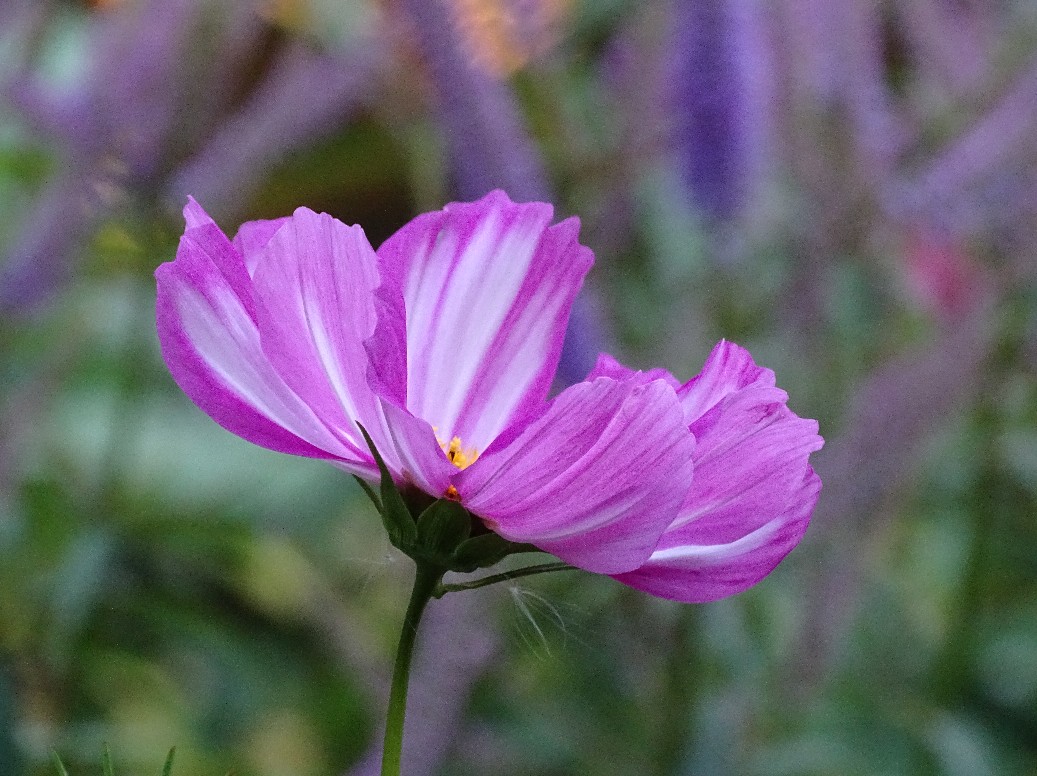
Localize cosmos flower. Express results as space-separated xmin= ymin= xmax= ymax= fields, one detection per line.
xmin=156 ymin=190 xmax=821 ymax=600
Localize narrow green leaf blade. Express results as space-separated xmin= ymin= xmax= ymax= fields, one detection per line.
xmin=102 ymin=743 xmax=114 ymax=776
xmin=161 ymin=747 xmax=176 ymax=776
xmin=51 ymin=752 xmax=70 ymax=776
xmin=352 ymin=475 xmax=381 ymax=512
xmin=451 ymin=533 xmax=526 ymax=572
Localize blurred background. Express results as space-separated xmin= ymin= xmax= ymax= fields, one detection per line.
xmin=1 ymin=0 xmax=1036 ymax=773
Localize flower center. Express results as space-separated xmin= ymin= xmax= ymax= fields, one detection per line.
xmin=436 ymin=433 xmax=478 ymax=502
xmin=440 ymin=435 xmax=479 ymax=470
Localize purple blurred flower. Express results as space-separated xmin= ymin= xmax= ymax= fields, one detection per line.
xmin=394 ymin=0 xmax=550 ymax=202
xmin=669 ymin=0 xmax=751 ymax=220
xmin=155 ymin=191 xmax=821 ymax=599
xmin=0 ymin=0 xmax=269 ymax=313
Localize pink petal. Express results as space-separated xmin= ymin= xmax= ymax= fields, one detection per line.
xmin=671 ymin=383 xmax=822 ymax=542
xmin=378 ymin=400 xmax=457 ymax=496
xmin=677 ymin=340 xmax=773 ymax=424
xmin=183 ymin=196 xmax=216 ymax=229
xmin=609 ymin=341 xmax=824 ymax=602
xmin=155 ymin=200 xmax=367 ymax=469
xmin=232 ymin=216 xmax=291 ymax=276
xmin=249 ymin=207 xmax=407 ymax=474
xmin=455 ymin=377 xmax=696 ymax=575
xmin=586 ymin=352 xmax=682 ymax=389
xmin=363 ymin=282 xmax=409 ymax=409
xmin=378 ymin=190 xmax=593 ymax=454
xmin=613 ymin=469 xmax=821 ymax=602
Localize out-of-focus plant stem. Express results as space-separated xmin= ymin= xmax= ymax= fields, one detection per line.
xmin=653 ymin=607 xmax=699 ymax=775
xmin=930 ymin=302 xmax=1023 ymax=703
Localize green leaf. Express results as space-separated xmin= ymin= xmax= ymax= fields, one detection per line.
xmin=450 ymin=533 xmax=524 ymax=572
xmin=356 ymin=423 xmax=416 ymax=551
xmin=416 ymin=499 xmax=471 ymax=561
xmin=102 ymin=743 xmax=114 ymax=776
xmin=51 ymin=752 xmax=70 ymax=776
xmin=161 ymin=747 xmax=176 ymax=776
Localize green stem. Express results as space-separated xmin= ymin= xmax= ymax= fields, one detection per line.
xmin=434 ymin=561 xmax=576 ymax=597
xmin=381 ymin=563 xmax=442 ymax=776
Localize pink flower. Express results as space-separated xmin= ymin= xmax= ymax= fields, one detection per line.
xmin=156 ymin=190 xmax=821 ymax=600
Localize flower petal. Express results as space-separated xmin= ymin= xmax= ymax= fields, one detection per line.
xmin=249 ymin=207 xmax=407 ymax=473
xmin=232 ymin=216 xmax=291 ymax=276
xmin=672 ymin=383 xmax=822 ymax=538
xmin=378 ymin=400 xmax=458 ymax=496
xmin=155 ymin=200 xmax=363 ymax=467
xmin=677 ymin=339 xmax=773 ymax=424
xmin=609 ymin=341 xmax=823 ymax=602
xmin=585 ymin=352 xmax=682 ymax=389
xmin=613 ymin=469 xmax=820 ymax=602
xmin=455 ymin=377 xmax=696 ymax=575
xmin=378 ymin=190 xmax=593 ymax=453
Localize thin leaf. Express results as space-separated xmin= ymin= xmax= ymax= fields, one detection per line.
xmin=161 ymin=747 xmax=176 ymax=776
xmin=416 ymin=499 xmax=471 ymax=561
xmin=51 ymin=752 xmax=70 ymax=776
xmin=102 ymin=743 xmax=114 ymax=776
xmin=451 ymin=535 xmax=538 ymax=572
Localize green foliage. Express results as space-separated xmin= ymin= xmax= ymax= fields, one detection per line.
xmin=51 ymin=747 xmax=175 ymax=776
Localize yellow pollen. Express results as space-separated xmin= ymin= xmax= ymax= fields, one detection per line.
xmin=440 ymin=435 xmax=479 ymax=470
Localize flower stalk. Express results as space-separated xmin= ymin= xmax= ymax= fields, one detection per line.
xmin=381 ymin=561 xmax=443 ymax=776
xmin=434 ymin=561 xmax=576 ymax=597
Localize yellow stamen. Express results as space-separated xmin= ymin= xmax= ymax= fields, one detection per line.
xmin=436 ymin=433 xmax=478 ymax=500
xmin=440 ymin=435 xmax=479 ymax=470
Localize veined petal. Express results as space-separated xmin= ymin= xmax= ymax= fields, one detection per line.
xmin=249 ymin=207 xmax=407 ymax=473
xmin=678 ymin=339 xmax=773 ymax=424
xmin=183 ymin=196 xmax=216 ymax=230
xmin=233 ymin=216 xmax=291 ymax=276
xmin=586 ymin=352 xmax=682 ymax=389
xmin=613 ymin=469 xmax=820 ymax=602
xmin=155 ymin=200 xmax=365 ymax=467
xmin=378 ymin=190 xmax=593 ymax=453
xmin=455 ymin=377 xmax=696 ymax=575
xmin=671 ymin=381 xmax=822 ymax=542
xmin=378 ymin=400 xmax=457 ymax=496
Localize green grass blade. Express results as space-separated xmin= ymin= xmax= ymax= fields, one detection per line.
xmin=51 ymin=752 xmax=70 ymax=776
xmin=102 ymin=742 xmax=114 ymax=776
xmin=161 ymin=747 xmax=176 ymax=776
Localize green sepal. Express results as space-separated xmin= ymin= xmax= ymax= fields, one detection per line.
xmin=356 ymin=423 xmax=416 ymax=551
xmin=415 ymin=500 xmax=471 ymax=562
xmin=450 ymin=533 xmax=526 ymax=573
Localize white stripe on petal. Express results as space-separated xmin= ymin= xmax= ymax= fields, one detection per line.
xmin=648 ymin=517 xmax=782 ymax=564
xmin=175 ymin=281 xmax=348 ymax=454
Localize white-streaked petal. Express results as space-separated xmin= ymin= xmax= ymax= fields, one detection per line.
xmin=456 ymin=377 xmax=695 ymax=575
xmin=249 ymin=207 xmax=407 ymax=471
xmin=613 ymin=469 xmax=820 ymax=602
xmin=378 ymin=190 xmax=593 ymax=452
xmin=156 ymin=201 xmax=370 ymax=469
xmin=677 ymin=340 xmax=774 ymax=424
